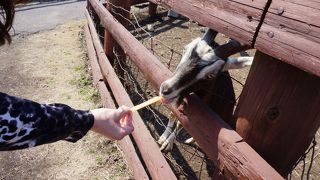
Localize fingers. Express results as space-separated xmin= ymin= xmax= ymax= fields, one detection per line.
xmin=118 ymin=106 xmax=134 ymax=137
xmin=116 ymin=105 xmax=132 ymax=118
xmin=110 ymin=106 xmax=135 ymax=140
xmin=120 ymin=113 xmax=133 ymax=129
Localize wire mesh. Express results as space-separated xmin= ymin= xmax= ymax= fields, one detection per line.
xmin=89 ymin=1 xmax=320 ymax=179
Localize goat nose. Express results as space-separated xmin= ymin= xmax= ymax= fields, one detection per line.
xmin=160 ymin=83 xmax=173 ymax=95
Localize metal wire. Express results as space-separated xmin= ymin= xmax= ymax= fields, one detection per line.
xmin=288 ymin=138 xmax=318 ymax=180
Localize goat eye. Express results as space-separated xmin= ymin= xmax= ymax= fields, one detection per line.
xmin=207 ymin=74 xmax=214 ymax=79
xmin=206 ymin=49 xmax=213 ymax=54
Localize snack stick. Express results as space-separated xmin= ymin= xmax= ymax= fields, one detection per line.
xmin=130 ymin=96 xmax=163 ymax=112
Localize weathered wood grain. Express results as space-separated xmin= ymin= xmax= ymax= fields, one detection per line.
xmin=147 ymin=0 xmax=320 ymax=77
xmin=284 ymin=0 xmax=320 ymax=10
xmin=256 ymin=0 xmax=320 ymax=77
xmin=235 ymin=51 xmax=320 ymax=176
xmin=148 ymin=0 xmax=268 ymax=45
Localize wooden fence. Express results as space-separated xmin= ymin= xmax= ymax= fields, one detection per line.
xmin=85 ymin=0 xmax=320 ymax=179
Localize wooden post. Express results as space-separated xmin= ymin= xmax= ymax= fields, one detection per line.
xmin=211 ymin=169 xmax=224 ymax=180
xmin=148 ymin=2 xmax=157 ymax=17
xmin=235 ymin=51 xmax=320 ymax=176
xmin=104 ymin=0 xmax=132 ymax=66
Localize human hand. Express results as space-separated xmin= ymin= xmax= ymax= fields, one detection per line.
xmin=90 ymin=106 xmax=134 ymax=140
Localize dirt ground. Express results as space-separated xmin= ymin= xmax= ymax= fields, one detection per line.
xmin=0 ymin=20 xmax=130 ymax=179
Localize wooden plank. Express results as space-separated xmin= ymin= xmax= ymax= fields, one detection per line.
xmin=86 ymin=10 xmax=177 ymax=180
xmin=147 ymin=0 xmax=269 ymax=45
xmin=211 ymin=169 xmax=224 ymax=180
xmin=145 ymin=0 xmax=320 ymax=77
xmin=283 ymin=0 xmax=320 ymax=10
xmin=86 ymin=0 xmax=283 ymax=178
xmin=255 ymin=0 xmax=320 ymax=77
xmin=269 ymin=0 xmax=320 ymax=27
xmin=235 ymin=51 xmax=320 ymax=176
xmin=84 ymin=24 xmax=149 ymax=180
xmin=85 ymin=25 xmax=103 ymax=86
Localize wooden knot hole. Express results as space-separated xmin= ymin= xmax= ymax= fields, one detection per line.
xmin=267 ymin=107 xmax=280 ymax=120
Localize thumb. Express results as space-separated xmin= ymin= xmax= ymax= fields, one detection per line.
xmin=115 ymin=105 xmax=131 ymax=120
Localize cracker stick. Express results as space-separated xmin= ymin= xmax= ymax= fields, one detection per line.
xmin=130 ymin=96 xmax=163 ymax=112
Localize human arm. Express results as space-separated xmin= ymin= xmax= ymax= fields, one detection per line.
xmin=0 ymin=92 xmax=133 ymax=151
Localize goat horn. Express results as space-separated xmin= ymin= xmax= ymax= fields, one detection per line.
xmin=202 ymin=28 xmax=218 ymax=45
xmin=214 ymin=39 xmax=251 ymax=59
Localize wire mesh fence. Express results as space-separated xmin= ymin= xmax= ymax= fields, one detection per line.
xmin=89 ymin=1 xmax=320 ymax=179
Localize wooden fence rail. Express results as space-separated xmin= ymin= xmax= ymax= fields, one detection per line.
xmin=255 ymin=0 xmax=320 ymax=77
xmin=148 ymin=0 xmax=320 ymax=77
xmin=86 ymin=10 xmax=176 ymax=180
xmin=85 ymin=25 xmax=149 ymax=180
xmin=87 ymin=0 xmax=283 ymax=178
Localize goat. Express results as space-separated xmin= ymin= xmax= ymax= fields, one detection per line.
xmin=158 ymin=28 xmax=253 ymax=151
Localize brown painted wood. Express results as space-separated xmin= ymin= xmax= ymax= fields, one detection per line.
xmin=211 ymin=169 xmax=224 ymax=180
xmin=255 ymin=0 xmax=320 ymax=77
xmin=284 ymin=0 xmax=320 ymax=10
xmin=171 ymin=95 xmax=283 ymax=179
xmin=85 ymin=25 xmax=103 ymax=86
xmin=86 ymin=0 xmax=283 ymax=178
xmin=132 ymin=0 xmax=147 ymax=5
xmin=85 ymin=25 xmax=149 ymax=180
xmin=147 ymin=0 xmax=269 ymax=46
xmin=144 ymin=0 xmax=320 ymax=77
xmin=148 ymin=2 xmax=157 ymax=16
xmin=104 ymin=0 xmax=132 ymax=66
xmin=235 ymin=51 xmax=320 ymax=176
xmin=86 ymin=10 xmax=176 ymax=180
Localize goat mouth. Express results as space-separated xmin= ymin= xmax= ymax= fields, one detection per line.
xmin=162 ymin=97 xmax=173 ymax=104
xmin=161 ymin=94 xmax=180 ymax=104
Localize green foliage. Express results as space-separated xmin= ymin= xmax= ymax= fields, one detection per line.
xmin=71 ymin=63 xmax=100 ymax=103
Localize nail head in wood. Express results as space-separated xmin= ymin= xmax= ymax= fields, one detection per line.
xmin=277 ymin=7 xmax=284 ymax=15
xmin=267 ymin=31 xmax=274 ymax=38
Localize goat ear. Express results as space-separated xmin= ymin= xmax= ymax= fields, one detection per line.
xmin=202 ymin=28 xmax=218 ymax=45
xmin=222 ymin=57 xmax=253 ymax=71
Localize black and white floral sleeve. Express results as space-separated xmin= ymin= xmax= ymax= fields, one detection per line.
xmin=0 ymin=92 xmax=94 ymax=151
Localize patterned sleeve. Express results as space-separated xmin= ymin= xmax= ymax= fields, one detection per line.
xmin=0 ymin=92 xmax=94 ymax=151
